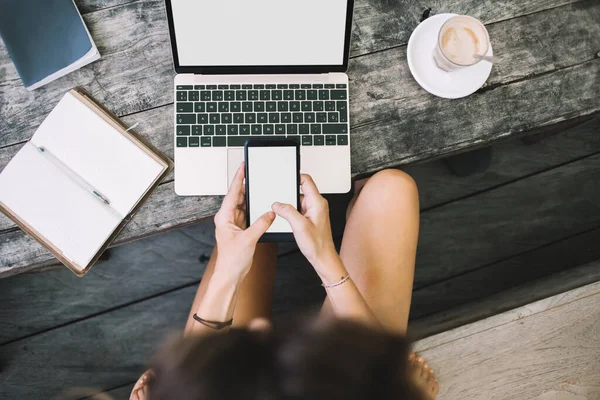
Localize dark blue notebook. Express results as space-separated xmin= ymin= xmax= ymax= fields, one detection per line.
xmin=0 ymin=0 xmax=100 ymax=90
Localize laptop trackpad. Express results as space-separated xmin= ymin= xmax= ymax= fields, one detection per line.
xmin=227 ymin=148 xmax=245 ymax=189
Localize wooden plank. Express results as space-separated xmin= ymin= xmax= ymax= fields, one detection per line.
xmin=410 ymin=259 xmax=600 ymax=342
xmin=76 ymin=0 xmax=139 ymax=14
xmin=1 ymin=1 xmax=598 ymax=149
xmin=415 ymin=152 xmax=600 ymax=288
xmin=411 ymin=280 xmax=600 ymax=399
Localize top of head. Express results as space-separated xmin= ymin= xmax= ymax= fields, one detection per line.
xmin=439 ymin=16 xmax=489 ymax=66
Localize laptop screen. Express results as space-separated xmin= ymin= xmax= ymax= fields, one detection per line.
xmin=168 ymin=0 xmax=350 ymax=69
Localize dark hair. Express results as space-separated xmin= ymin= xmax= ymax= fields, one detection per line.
xmin=147 ymin=320 xmax=424 ymax=400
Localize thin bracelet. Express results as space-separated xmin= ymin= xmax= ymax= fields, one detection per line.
xmin=193 ymin=314 xmax=233 ymax=330
xmin=321 ymin=274 xmax=351 ymax=288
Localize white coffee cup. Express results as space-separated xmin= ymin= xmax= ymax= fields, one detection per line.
xmin=433 ymin=15 xmax=490 ymax=72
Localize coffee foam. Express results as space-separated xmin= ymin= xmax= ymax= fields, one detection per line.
xmin=439 ymin=17 xmax=488 ymax=65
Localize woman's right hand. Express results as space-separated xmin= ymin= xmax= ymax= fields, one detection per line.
xmin=272 ymin=175 xmax=346 ymax=283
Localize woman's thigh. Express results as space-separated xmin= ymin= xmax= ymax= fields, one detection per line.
xmin=322 ymin=169 xmax=420 ymax=334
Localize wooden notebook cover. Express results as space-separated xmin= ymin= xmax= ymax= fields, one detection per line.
xmin=0 ymin=88 xmax=173 ymax=276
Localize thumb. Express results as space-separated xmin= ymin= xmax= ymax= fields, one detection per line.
xmin=272 ymin=202 xmax=307 ymax=231
xmin=245 ymin=211 xmax=276 ymax=241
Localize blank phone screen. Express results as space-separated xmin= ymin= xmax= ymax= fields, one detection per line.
xmin=247 ymin=146 xmax=298 ymax=233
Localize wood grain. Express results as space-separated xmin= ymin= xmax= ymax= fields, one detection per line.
xmin=412 ymin=280 xmax=600 ymax=400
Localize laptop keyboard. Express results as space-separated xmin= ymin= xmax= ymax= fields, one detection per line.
xmin=175 ymin=84 xmax=349 ymax=148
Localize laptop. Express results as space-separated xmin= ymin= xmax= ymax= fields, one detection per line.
xmin=165 ymin=0 xmax=354 ymax=195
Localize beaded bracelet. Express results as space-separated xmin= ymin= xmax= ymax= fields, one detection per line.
xmin=321 ymin=274 xmax=351 ymax=288
xmin=193 ymin=314 xmax=233 ymax=330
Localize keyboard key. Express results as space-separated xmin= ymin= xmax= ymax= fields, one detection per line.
xmin=313 ymin=101 xmax=324 ymax=111
xmin=266 ymin=84 xmax=276 ymax=89
xmin=242 ymin=102 xmax=253 ymax=112
xmin=248 ymin=90 xmax=259 ymax=100
xmin=260 ymin=90 xmax=271 ymax=100
xmin=213 ymin=136 xmax=226 ymax=147
xmin=218 ymin=84 xmax=229 ymax=89
xmin=221 ymin=113 xmax=232 ymax=123
xmin=177 ymin=85 xmax=193 ymax=90
xmin=339 ymin=110 xmax=348 ymax=123
xmin=336 ymin=101 xmax=348 ymax=112
xmin=289 ymin=84 xmax=300 ymax=89
xmin=301 ymin=84 xmax=312 ymax=89
xmin=230 ymin=85 xmax=241 ymax=89
xmin=236 ymin=91 xmax=247 ymax=100
xmin=325 ymin=101 xmax=336 ymax=111
xmin=278 ymin=102 xmax=289 ymax=112
xmin=228 ymin=136 xmax=252 ymax=146
xmin=189 ymin=136 xmax=200 ymax=147
xmin=210 ymin=114 xmax=220 ymax=124
xmin=316 ymin=112 xmax=327 ymax=122
xmin=231 ymin=102 xmax=241 ymax=112
xmin=194 ymin=85 xmax=205 ymax=90
xmin=305 ymin=112 xmax=315 ymax=123
xmin=242 ymin=84 xmax=253 ymax=89
xmin=189 ymin=91 xmax=200 ymax=101
xmin=201 ymin=137 xmax=212 ymax=147
xmin=198 ymin=114 xmax=209 ymax=124
xmin=254 ymin=102 xmax=265 ymax=112
xmin=264 ymin=124 xmax=274 ymax=134
xmin=318 ymin=90 xmax=329 ymax=100
xmin=272 ymin=90 xmax=283 ymax=100
xmin=207 ymin=102 xmax=217 ymax=112
xmin=307 ymin=90 xmax=317 ymax=100
xmin=177 ymin=114 xmax=196 ymax=124
xmin=277 ymin=84 xmax=288 ymax=89
xmin=257 ymin=113 xmax=268 ymax=123
xmin=252 ymin=125 xmax=262 ymax=135
xmin=201 ymin=91 xmax=211 ymax=101
xmin=326 ymin=135 xmax=336 ymax=145
xmin=290 ymin=101 xmax=300 ymax=111
xmin=177 ymin=125 xmax=190 ymax=135
xmin=293 ymin=113 xmax=303 ymax=123
xmin=192 ymin=125 xmax=202 ymax=135
xmin=224 ymin=90 xmax=235 ymax=101
xmin=330 ymin=90 xmax=347 ymax=100
xmin=311 ymin=124 xmax=322 ymax=134
xmin=254 ymin=84 xmax=265 ymax=89
xmin=228 ymin=125 xmax=239 ymax=135
xmin=234 ymin=113 xmax=244 ymax=123
xmin=299 ymin=124 xmax=310 ymax=134
xmin=287 ymin=124 xmax=297 ymax=134
xmin=325 ymin=84 xmax=335 ymax=88
xmin=313 ymin=84 xmax=324 ymax=88
xmin=218 ymin=102 xmax=229 ymax=112
xmin=328 ymin=112 xmax=339 ymax=122
xmin=337 ymin=135 xmax=349 ymax=145
xmin=207 ymin=85 xmax=217 ymax=90
xmin=177 ymin=91 xmax=187 ymax=101
xmin=314 ymin=135 xmax=324 ymax=146
xmin=287 ymin=135 xmax=300 ymax=144
xmin=336 ymin=84 xmax=347 ymax=88
xmin=323 ymin=124 xmax=348 ymax=134
xmin=194 ymin=102 xmax=206 ymax=112
xmin=245 ymin=113 xmax=256 ymax=123
xmin=177 ymin=102 xmax=193 ymax=112
xmin=212 ymin=91 xmax=223 ymax=101
xmin=204 ymin=125 xmax=215 ymax=135
xmin=216 ymin=125 xmax=226 ymax=135
xmin=275 ymin=124 xmax=285 ymax=134
xmin=295 ymin=90 xmax=306 ymax=100
xmin=301 ymin=101 xmax=312 ymax=111
xmin=269 ymin=113 xmax=280 ymax=123
xmin=281 ymin=113 xmax=292 ymax=123
xmin=284 ymin=90 xmax=294 ymax=100
xmin=302 ymin=135 xmax=312 ymax=146
xmin=266 ymin=102 xmax=276 ymax=111
xmin=240 ymin=125 xmax=251 ymax=135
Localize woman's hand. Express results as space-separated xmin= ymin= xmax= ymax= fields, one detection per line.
xmin=214 ymin=163 xmax=275 ymax=282
xmin=272 ymin=174 xmax=344 ymax=283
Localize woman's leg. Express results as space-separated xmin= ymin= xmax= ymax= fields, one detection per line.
xmin=184 ymin=242 xmax=278 ymax=333
xmin=321 ymin=169 xmax=420 ymax=335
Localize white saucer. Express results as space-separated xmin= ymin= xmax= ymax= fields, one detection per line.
xmin=407 ymin=13 xmax=493 ymax=99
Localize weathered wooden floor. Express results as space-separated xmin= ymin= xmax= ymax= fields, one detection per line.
xmin=0 ymin=116 xmax=599 ymax=399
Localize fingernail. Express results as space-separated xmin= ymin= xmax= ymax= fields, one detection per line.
xmin=272 ymin=202 xmax=281 ymax=210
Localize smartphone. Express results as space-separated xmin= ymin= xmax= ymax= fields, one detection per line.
xmin=244 ymin=140 xmax=300 ymax=242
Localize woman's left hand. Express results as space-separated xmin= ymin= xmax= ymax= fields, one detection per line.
xmin=213 ymin=162 xmax=275 ymax=282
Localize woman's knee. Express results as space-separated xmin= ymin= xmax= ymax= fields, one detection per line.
xmin=362 ymin=169 xmax=419 ymax=206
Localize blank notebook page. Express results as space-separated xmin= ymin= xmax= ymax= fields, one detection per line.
xmin=31 ymin=92 xmax=164 ymax=218
xmin=0 ymin=143 xmax=122 ymax=268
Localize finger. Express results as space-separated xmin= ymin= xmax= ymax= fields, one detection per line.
xmin=245 ymin=211 xmax=276 ymax=241
xmin=272 ymin=202 xmax=307 ymax=230
xmin=222 ymin=163 xmax=245 ymax=210
xmin=300 ymin=174 xmax=321 ymax=198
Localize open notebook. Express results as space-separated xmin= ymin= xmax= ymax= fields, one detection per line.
xmin=0 ymin=89 xmax=172 ymax=275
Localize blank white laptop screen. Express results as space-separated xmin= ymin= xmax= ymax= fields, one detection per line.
xmin=247 ymin=147 xmax=298 ymax=233
xmin=170 ymin=0 xmax=349 ymax=66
